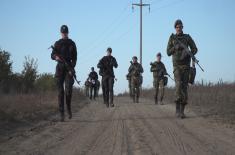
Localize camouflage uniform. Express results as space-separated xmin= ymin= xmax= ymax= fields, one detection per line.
xmin=51 ymin=38 xmax=77 ymax=120
xmin=167 ymin=32 xmax=197 ymax=117
xmin=150 ymin=61 xmax=167 ymax=104
xmin=128 ymin=62 xmax=144 ymax=103
xmin=97 ymin=56 xmax=118 ymax=107
xmin=85 ymin=78 xmax=90 ymax=97
xmin=88 ymin=71 xmax=98 ymax=100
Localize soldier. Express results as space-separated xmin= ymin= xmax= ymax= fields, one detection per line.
xmin=97 ymin=47 xmax=118 ymax=107
xmin=84 ymin=77 xmax=90 ymax=97
xmin=126 ymin=72 xmax=132 ymax=98
xmin=128 ymin=56 xmax=144 ymax=103
xmin=51 ymin=25 xmax=77 ymax=121
xmin=150 ymin=52 xmax=167 ymax=105
xmin=88 ymin=67 xmax=98 ymax=100
xmin=167 ymin=19 xmax=198 ymax=119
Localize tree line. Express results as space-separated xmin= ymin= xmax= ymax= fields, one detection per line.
xmin=0 ymin=48 xmax=56 ymax=94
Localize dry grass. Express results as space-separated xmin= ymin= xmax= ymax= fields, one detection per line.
xmin=121 ymin=83 xmax=235 ymax=124
xmin=0 ymin=89 xmax=87 ymax=136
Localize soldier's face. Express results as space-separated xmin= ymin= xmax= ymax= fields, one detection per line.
xmin=175 ymin=25 xmax=183 ymax=34
xmin=61 ymin=33 xmax=68 ymax=38
xmin=157 ymin=56 xmax=161 ymax=62
xmin=133 ymin=58 xmax=137 ymax=63
xmin=107 ymin=51 xmax=111 ymax=56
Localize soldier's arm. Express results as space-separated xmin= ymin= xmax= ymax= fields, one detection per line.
xmin=163 ymin=63 xmax=167 ymax=75
xmin=113 ymin=57 xmax=118 ymax=68
xmin=97 ymin=58 xmax=104 ymax=68
xmin=140 ymin=64 xmax=144 ymax=73
xmin=71 ymin=42 xmax=77 ymax=68
xmin=167 ymin=34 xmax=175 ymax=56
xmin=188 ymin=35 xmax=198 ymax=55
xmin=128 ymin=65 xmax=133 ymax=73
xmin=51 ymin=41 xmax=59 ymax=60
xmin=150 ymin=63 xmax=157 ymax=72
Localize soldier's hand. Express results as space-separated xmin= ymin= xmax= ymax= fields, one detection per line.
xmin=69 ymin=71 xmax=73 ymax=76
xmin=55 ymin=56 xmax=62 ymax=62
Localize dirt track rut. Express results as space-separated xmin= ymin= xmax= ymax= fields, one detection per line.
xmin=0 ymin=97 xmax=235 ymax=155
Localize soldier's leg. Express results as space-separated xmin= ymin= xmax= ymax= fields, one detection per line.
xmin=174 ymin=68 xmax=183 ymax=116
xmin=154 ymin=80 xmax=159 ymax=104
xmin=159 ymin=80 xmax=165 ymax=104
xmin=102 ymin=81 xmax=105 ymax=104
xmin=136 ymin=85 xmax=140 ymax=103
xmin=57 ymin=76 xmax=65 ymax=121
xmin=109 ymin=77 xmax=114 ymax=107
xmin=180 ymin=68 xmax=190 ymax=119
xmin=93 ymin=85 xmax=97 ymax=100
xmin=102 ymin=77 xmax=109 ymax=107
xmin=131 ymin=78 xmax=136 ymax=103
xmin=65 ymin=73 xmax=74 ymax=119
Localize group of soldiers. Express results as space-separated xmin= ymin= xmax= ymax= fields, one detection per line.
xmin=51 ymin=19 xmax=198 ymax=121
xmin=84 ymin=67 xmax=100 ymax=100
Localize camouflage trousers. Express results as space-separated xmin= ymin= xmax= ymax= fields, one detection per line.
xmin=173 ymin=66 xmax=190 ymax=105
xmin=56 ymin=64 xmax=74 ymax=115
xmin=128 ymin=79 xmax=132 ymax=97
xmin=131 ymin=76 xmax=141 ymax=100
xmin=153 ymin=79 xmax=165 ymax=102
xmin=102 ymin=76 xmax=114 ymax=104
xmin=90 ymin=83 xmax=97 ymax=100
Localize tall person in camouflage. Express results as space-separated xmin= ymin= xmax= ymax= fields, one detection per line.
xmin=51 ymin=25 xmax=77 ymax=122
xmin=97 ymin=47 xmax=118 ymax=108
xmin=167 ymin=19 xmax=198 ymax=119
xmin=150 ymin=53 xmax=167 ymax=105
xmin=128 ymin=56 xmax=144 ymax=103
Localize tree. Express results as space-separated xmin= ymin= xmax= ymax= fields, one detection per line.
xmin=35 ymin=73 xmax=56 ymax=91
xmin=21 ymin=56 xmax=38 ymax=93
xmin=0 ymin=49 xmax=13 ymax=93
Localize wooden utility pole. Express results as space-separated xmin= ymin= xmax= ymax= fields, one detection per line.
xmin=132 ymin=0 xmax=150 ymax=65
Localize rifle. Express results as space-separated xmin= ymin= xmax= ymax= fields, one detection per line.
xmin=150 ymin=62 xmax=174 ymax=81
xmin=173 ymin=34 xmax=204 ymax=72
xmin=48 ymin=45 xmax=81 ymax=85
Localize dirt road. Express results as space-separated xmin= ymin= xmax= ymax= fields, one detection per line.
xmin=1 ymin=97 xmax=235 ymax=155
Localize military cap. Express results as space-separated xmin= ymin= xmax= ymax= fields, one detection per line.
xmin=60 ymin=25 xmax=69 ymax=33
xmin=107 ymin=47 xmax=112 ymax=53
xmin=156 ymin=52 xmax=162 ymax=57
xmin=174 ymin=19 xmax=183 ymax=28
xmin=132 ymin=56 xmax=138 ymax=60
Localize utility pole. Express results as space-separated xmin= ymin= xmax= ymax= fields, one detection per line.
xmin=132 ymin=0 xmax=150 ymax=65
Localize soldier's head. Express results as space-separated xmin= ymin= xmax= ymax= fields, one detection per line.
xmin=91 ymin=67 xmax=94 ymax=71
xmin=174 ymin=19 xmax=183 ymax=34
xmin=132 ymin=56 xmax=138 ymax=63
xmin=60 ymin=25 xmax=69 ymax=38
xmin=156 ymin=52 xmax=162 ymax=62
xmin=107 ymin=47 xmax=112 ymax=56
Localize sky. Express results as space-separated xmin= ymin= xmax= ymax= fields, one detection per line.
xmin=1 ymin=0 xmax=235 ymax=93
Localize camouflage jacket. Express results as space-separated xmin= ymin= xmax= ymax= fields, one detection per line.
xmin=150 ymin=61 xmax=167 ymax=80
xmin=167 ymin=33 xmax=197 ymax=67
xmin=97 ymin=56 xmax=118 ymax=77
xmin=128 ymin=62 xmax=144 ymax=77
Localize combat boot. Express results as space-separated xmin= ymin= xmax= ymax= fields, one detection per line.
xmin=155 ymin=98 xmax=158 ymax=105
xmin=68 ymin=110 xmax=72 ymax=119
xmin=180 ymin=104 xmax=186 ymax=119
xmin=175 ymin=102 xmax=180 ymax=118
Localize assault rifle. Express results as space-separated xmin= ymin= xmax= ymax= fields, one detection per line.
xmin=173 ymin=34 xmax=204 ymax=72
xmin=48 ymin=45 xmax=80 ymax=85
xmin=150 ymin=62 xmax=174 ymax=81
